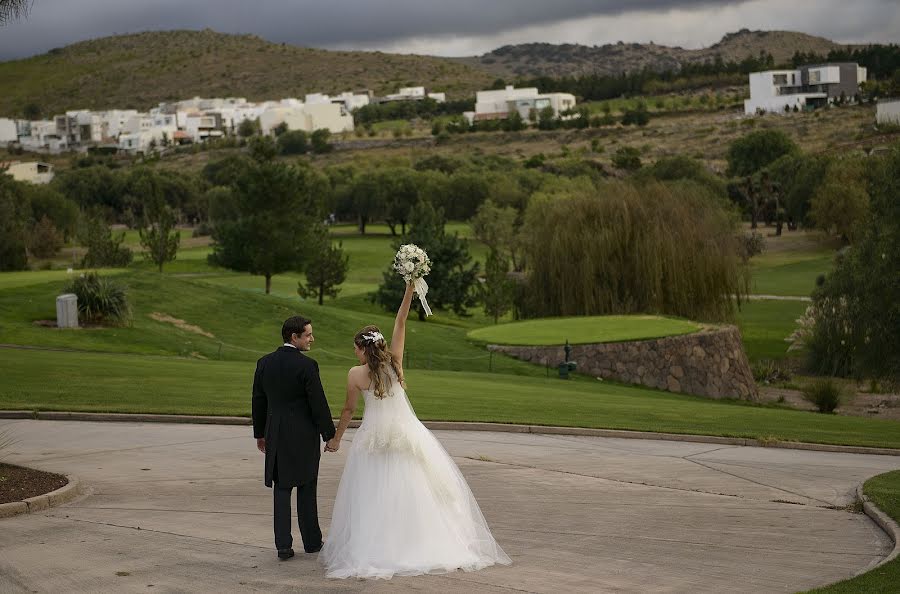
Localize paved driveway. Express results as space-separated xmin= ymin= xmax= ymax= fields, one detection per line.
xmin=1 ymin=419 xmax=898 ymax=593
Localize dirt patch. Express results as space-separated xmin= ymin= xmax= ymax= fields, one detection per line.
xmin=759 ymin=386 xmax=900 ymax=420
xmin=148 ymin=312 xmax=215 ymax=339
xmin=0 ymin=463 xmax=68 ymax=504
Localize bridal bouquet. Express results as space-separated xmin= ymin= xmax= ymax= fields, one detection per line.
xmin=393 ymin=244 xmax=433 ymax=316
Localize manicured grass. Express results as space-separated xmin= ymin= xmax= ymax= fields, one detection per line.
xmin=0 ymin=269 xmax=127 ymax=290
xmin=735 ymin=300 xmax=808 ymax=362
xmin=468 ymin=315 xmax=700 ymax=346
xmin=0 ymin=272 xmax=541 ymax=376
xmin=2 ymin=348 xmax=899 ymax=449
xmin=750 ymin=250 xmax=834 ymax=297
xmin=804 ymin=470 xmax=900 ymax=593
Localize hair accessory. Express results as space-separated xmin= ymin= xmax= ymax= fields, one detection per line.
xmin=361 ymin=331 xmax=384 ymax=344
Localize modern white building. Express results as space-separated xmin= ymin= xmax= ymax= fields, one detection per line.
xmin=259 ymin=102 xmax=354 ymax=135
xmin=0 ymin=118 xmax=16 ymax=143
xmin=466 ymin=85 xmax=577 ymax=123
xmin=379 ymin=86 xmax=446 ymax=104
xmin=3 ymin=161 xmax=55 ymax=184
xmin=744 ymin=63 xmax=867 ymax=115
xmin=19 ymin=121 xmax=68 ymax=153
xmin=876 ymin=98 xmax=900 ymax=126
xmin=306 ymin=91 xmax=371 ymax=112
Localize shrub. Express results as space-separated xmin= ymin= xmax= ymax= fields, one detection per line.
xmin=612 ymin=146 xmax=642 ymax=171
xmin=801 ymin=379 xmax=844 ymax=413
xmin=64 ymin=272 xmax=131 ymax=325
xmin=28 ymin=215 xmax=64 ymax=258
xmin=737 ymin=231 xmax=765 ymax=261
xmin=79 ymin=216 xmax=133 ymax=268
xmin=276 ymin=130 xmax=308 ymax=155
xmin=752 ymin=359 xmax=792 ymax=384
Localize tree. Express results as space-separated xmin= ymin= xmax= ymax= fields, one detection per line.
xmin=28 ymin=216 xmax=63 ymax=259
xmin=373 ymin=201 xmax=480 ymax=320
xmin=806 ymin=143 xmax=900 ymax=379
xmin=0 ymin=0 xmax=29 ymax=23
xmin=209 ymin=160 xmax=327 ymax=294
xmin=139 ymin=196 xmax=180 ymax=273
xmin=809 ymin=156 xmax=870 ymax=242
xmin=79 ymin=214 xmax=133 ymax=268
xmin=248 ymin=135 xmax=278 ymax=162
xmin=297 ymin=228 xmax=349 ymax=305
xmin=726 ymin=130 xmax=799 ymax=178
xmin=22 ymin=102 xmax=41 ymax=120
xmin=237 ymin=118 xmax=260 ymax=138
xmin=23 ymin=183 xmax=79 ymax=240
xmin=471 ymin=199 xmax=522 ymax=270
xmin=482 ymin=248 xmax=514 ymax=323
xmin=277 ymin=130 xmax=308 ymax=155
xmin=310 ymin=129 xmax=333 ymax=154
xmin=0 ymin=174 xmax=28 ymax=271
xmin=381 ymin=168 xmax=419 ymax=236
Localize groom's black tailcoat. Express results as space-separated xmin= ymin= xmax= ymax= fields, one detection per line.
xmin=252 ymin=346 xmax=336 ymax=488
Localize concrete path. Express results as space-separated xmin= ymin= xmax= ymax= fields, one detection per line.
xmin=0 ymin=419 xmax=898 ymax=593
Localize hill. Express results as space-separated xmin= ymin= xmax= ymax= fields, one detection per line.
xmin=0 ymin=29 xmax=493 ymax=117
xmin=456 ymin=29 xmax=846 ymax=79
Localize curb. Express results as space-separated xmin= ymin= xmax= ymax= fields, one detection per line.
xmin=856 ymin=482 xmax=900 ymax=572
xmin=0 ymin=474 xmax=82 ymax=520
xmin=2 ymin=410 xmax=899 ymax=456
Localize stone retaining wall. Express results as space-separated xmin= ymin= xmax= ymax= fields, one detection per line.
xmin=490 ymin=325 xmax=758 ymax=401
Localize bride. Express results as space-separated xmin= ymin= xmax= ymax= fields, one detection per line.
xmin=319 ymin=283 xmax=512 ymax=579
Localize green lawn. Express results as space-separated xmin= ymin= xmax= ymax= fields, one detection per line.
xmin=2 ymin=348 xmax=899 ymax=449
xmin=735 ymin=300 xmax=808 ymax=362
xmin=468 ymin=315 xmax=700 ymax=345
xmin=750 ymin=251 xmax=834 ymax=297
xmin=0 ymin=268 xmax=127 ymax=290
xmin=804 ymin=470 xmax=900 ymax=593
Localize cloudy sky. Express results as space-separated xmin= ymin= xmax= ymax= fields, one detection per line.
xmin=1 ymin=0 xmax=898 ymax=61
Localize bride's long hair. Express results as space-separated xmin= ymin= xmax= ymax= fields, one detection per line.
xmin=354 ymin=325 xmax=404 ymax=400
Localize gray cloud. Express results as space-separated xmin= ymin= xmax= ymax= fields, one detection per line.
xmin=0 ymin=0 xmax=896 ymax=60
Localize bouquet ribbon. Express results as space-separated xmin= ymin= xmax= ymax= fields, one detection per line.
xmin=413 ymin=277 xmax=433 ymax=317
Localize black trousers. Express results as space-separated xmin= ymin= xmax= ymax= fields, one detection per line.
xmin=273 ymin=460 xmax=322 ymax=552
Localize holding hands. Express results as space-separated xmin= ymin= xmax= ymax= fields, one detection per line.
xmin=325 ymin=437 xmax=340 ymax=453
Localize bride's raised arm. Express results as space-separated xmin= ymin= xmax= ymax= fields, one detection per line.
xmin=389 ymin=283 xmax=415 ymax=367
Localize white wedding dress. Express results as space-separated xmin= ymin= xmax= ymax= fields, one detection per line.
xmin=319 ymin=371 xmax=512 ymax=579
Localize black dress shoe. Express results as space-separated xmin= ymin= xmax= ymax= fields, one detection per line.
xmin=277 ymin=548 xmax=294 ymax=560
xmin=305 ymin=543 xmax=323 ymax=553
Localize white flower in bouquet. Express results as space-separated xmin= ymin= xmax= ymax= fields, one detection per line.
xmin=393 ymin=244 xmax=433 ymax=316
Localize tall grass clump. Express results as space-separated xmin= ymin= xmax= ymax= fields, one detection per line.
xmin=64 ymin=272 xmax=131 ymax=325
xmin=521 ymin=179 xmax=747 ymax=321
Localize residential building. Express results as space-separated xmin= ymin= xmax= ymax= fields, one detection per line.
xmin=259 ymin=102 xmax=354 ymax=135
xmin=744 ymin=63 xmax=867 ymax=115
xmin=3 ymin=161 xmax=55 ymax=184
xmin=0 ymin=118 xmax=16 ymax=143
xmin=466 ymin=85 xmax=577 ymax=123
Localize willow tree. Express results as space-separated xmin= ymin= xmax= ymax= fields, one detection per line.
xmin=521 ymin=179 xmax=748 ymax=322
xmin=0 ymin=0 xmax=29 ymax=24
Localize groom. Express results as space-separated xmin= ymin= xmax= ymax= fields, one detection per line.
xmin=252 ymin=316 xmax=338 ymax=560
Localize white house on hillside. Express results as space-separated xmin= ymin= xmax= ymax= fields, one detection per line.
xmin=306 ymin=92 xmax=371 ymax=112
xmin=19 ymin=121 xmax=68 ymax=153
xmin=3 ymin=161 xmax=55 ymax=184
xmin=744 ymin=63 xmax=867 ymax=115
xmin=0 ymin=118 xmax=17 ymax=143
xmin=259 ymin=102 xmax=354 ymax=135
xmin=467 ymin=85 xmax=576 ymax=123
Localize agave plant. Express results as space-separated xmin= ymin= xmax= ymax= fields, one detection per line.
xmin=64 ymin=272 xmax=131 ymax=325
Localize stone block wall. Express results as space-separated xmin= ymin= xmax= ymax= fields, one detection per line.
xmin=490 ymin=326 xmax=758 ymax=401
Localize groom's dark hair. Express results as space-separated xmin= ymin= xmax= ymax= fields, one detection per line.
xmin=282 ymin=316 xmax=312 ymax=342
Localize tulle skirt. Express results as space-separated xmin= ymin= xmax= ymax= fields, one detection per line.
xmin=319 ymin=417 xmax=512 ymax=579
